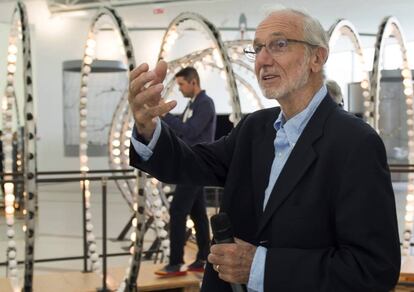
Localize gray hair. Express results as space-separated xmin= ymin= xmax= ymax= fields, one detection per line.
xmin=326 ymin=79 xmax=343 ymax=105
xmin=272 ymin=9 xmax=329 ymax=50
xmin=266 ymin=9 xmax=329 ymax=72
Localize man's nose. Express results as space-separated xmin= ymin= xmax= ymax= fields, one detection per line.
xmin=256 ymin=47 xmax=274 ymax=64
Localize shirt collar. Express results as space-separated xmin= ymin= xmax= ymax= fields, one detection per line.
xmin=274 ymin=85 xmax=327 ymax=146
xmin=191 ymin=90 xmax=205 ymax=103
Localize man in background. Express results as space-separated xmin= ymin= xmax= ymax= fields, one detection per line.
xmin=156 ymin=67 xmax=216 ymax=276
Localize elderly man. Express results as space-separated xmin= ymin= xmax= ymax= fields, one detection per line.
xmin=128 ymin=8 xmax=400 ymax=292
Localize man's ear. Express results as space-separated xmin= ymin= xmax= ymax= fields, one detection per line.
xmin=310 ymin=47 xmax=329 ymax=73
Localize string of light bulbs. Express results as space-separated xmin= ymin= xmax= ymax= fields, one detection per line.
xmin=369 ymin=17 xmax=414 ymax=257
xmin=328 ymin=19 xmax=371 ymax=124
xmin=78 ymin=7 xmax=147 ymax=291
xmin=2 ymin=1 xmax=37 ymax=291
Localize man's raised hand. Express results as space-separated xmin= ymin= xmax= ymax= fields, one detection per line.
xmin=128 ymin=60 xmax=177 ymax=141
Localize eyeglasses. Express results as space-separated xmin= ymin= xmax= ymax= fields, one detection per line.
xmin=243 ymin=37 xmax=317 ymax=61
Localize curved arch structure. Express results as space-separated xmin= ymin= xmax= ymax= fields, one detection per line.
xmin=108 ymin=38 xmax=264 ymax=256
xmin=2 ymin=1 xmax=37 ymax=290
xmin=370 ymin=17 xmax=414 ymax=133
xmin=162 ymin=49 xmax=263 ymax=111
xmin=328 ymin=19 xmax=371 ymax=123
xmin=370 ymin=17 xmax=414 ymax=256
xmin=158 ymin=12 xmax=242 ymax=124
xmin=78 ymin=7 xmax=146 ymax=290
xmin=108 ymin=92 xmax=136 ymax=207
xmin=109 ymin=37 xmax=260 ymax=176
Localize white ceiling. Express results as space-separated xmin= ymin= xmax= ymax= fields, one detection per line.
xmin=1 ymin=0 xmax=414 ymax=41
xmin=110 ymin=0 xmax=414 ymax=38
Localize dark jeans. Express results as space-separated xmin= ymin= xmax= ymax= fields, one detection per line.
xmin=169 ymin=184 xmax=210 ymax=265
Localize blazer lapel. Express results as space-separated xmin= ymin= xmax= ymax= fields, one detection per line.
xmin=255 ymin=95 xmax=337 ymax=237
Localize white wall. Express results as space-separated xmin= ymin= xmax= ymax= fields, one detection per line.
xmin=1 ymin=0 xmax=414 ymax=171
xmin=28 ymin=2 xmax=92 ymax=171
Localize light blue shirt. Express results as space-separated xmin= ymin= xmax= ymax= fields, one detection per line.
xmin=130 ymin=85 xmax=328 ymax=292
xmin=130 ymin=118 xmax=161 ymax=161
xmin=248 ymin=85 xmax=327 ymax=292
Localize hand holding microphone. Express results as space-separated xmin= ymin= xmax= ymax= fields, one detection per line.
xmin=209 ymin=213 xmax=255 ymax=292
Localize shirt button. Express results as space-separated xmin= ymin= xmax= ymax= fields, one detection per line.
xmin=278 ymin=153 xmax=282 ymax=157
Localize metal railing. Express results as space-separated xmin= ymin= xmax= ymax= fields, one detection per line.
xmin=0 ymin=168 xmax=163 ymax=291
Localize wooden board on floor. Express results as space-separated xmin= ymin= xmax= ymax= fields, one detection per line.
xmin=110 ymin=261 xmax=202 ymax=291
xmin=401 ymin=256 xmax=414 ymax=282
xmin=35 ymin=271 xmax=102 ymax=292
xmin=0 ymin=277 xmax=13 ymax=292
xmin=395 ymin=286 xmax=414 ymax=292
xmin=0 ymin=261 xmax=201 ymax=292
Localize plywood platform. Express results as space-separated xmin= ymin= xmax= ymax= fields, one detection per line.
xmin=0 ymin=277 xmax=12 ymax=292
xmin=0 ymin=261 xmax=202 ymax=292
xmin=111 ymin=262 xmax=202 ymax=291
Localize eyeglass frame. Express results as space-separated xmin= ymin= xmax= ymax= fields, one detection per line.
xmin=243 ymin=37 xmax=318 ymax=61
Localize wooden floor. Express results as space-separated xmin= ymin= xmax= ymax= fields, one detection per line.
xmin=3 ymin=252 xmax=414 ymax=291
xmin=2 ymin=264 xmax=414 ymax=292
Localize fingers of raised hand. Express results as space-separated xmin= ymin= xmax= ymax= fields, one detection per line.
xmin=134 ymin=99 xmax=176 ymax=123
xmin=129 ymin=82 xmax=163 ymax=112
xmin=129 ymin=61 xmax=168 ymax=94
xmin=154 ymin=60 xmax=168 ymax=83
xmin=129 ymin=70 xmax=158 ymax=99
xmin=129 ymin=63 xmax=149 ymax=81
xmin=143 ymin=100 xmax=176 ymax=119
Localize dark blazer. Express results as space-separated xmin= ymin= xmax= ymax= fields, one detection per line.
xmin=130 ymin=94 xmax=401 ymax=292
xmin=162 ymin=90 xmax=216 ymax=145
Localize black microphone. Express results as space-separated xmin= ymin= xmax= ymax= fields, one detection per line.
xmin=210 ymin=213 xmax=248 ymax=292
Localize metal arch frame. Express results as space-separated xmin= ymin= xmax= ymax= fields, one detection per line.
xmin=369 ymin=16 xmax=414 ymax=256
xmin=108 ymin=93 xmax=171 ymax=278
xmin=370 ymin=17 xmax=413 ymax=132
xmin=108 ymin=91 xmax=136 ymax=208
xmin=163 ymin=61 xmax=264 ymax=111
xmin=2 ymin=1 xmax=37 ymax=291
xmin=105 ymin=14 xmax=262 ymax=286
xmin=157 ymin=12 xmax=242 ymax=125
xmin=106 ymin=41 xmax=263 ymax=255
xmin=78 ymin=7 xmax=146 ymax=291
xmin=327 ymin=19 xmax=371 ymax=124
xmin=108 ymin=90 xmax=172 ymax=278
xmin=161 ymin=40 xmax=263 ymax=110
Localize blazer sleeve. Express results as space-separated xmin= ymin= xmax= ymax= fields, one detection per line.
xmin=129 ymin=115 xmax=246 ymax=187
xmin=264 ymin=132 xmax=401 ymax=292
